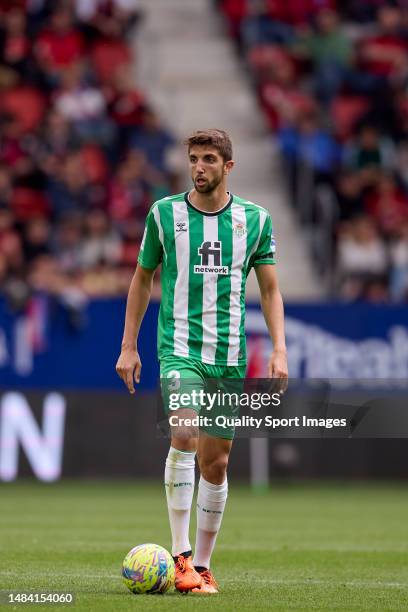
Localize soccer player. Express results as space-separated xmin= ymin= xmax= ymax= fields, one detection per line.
xmin=116 ymin=129 xmax=288 ymax=594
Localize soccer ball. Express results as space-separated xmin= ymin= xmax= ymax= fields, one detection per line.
xmin=122 ymin=543 xmax=175 ymax=594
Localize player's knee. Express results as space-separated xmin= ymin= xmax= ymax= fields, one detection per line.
xmin=170 ymin=426 xmax=199 ymax=447
xmin=199 ymin=453 xmax=229 ymax=483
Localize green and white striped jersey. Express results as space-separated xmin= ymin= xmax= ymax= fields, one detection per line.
xmin=138 ymin=192 xmax=276 ymax=366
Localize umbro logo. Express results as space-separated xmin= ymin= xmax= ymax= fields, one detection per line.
xmin=176 ymin=222 xmax=187 ymax=232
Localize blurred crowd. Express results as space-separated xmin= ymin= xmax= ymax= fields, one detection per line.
xmin=219 ymin=0 xmax=408 ymax=302
xmin=0 ymin=0 xmax=179 ymax=310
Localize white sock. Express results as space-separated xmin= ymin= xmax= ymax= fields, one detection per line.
xmin=165 ymin=446 xmax=196 ymax=556
xmin=193 ymin=476 xmax=228 ymax=569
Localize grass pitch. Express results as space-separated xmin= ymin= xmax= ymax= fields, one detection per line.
xmin=1 ymin=481 xmax=408 ymax=611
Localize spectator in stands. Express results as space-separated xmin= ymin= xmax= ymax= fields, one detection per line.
xmin=241 ymin=0 xmax=295 ymax=48
xmin=0 ymin=197 xmax=12 ymax=224
xmin=80 ymin=208 xmax=121 ymax=269
xmin=54 ymin=61 xmax=116 ymax=152
xmin=106 ymin=64 xmax=144 ymax=149
xmin=298 ymin=113 xmax=342 ymax=179
xmin=75 ymin=0 xmax=140 ymax=41
xmin=81 ymin=260 xmax=127 ymax=296
xmin=0 ymin=205 xmax=17 ymax=260
xmin=11 ymin=187 xmax=48 ymax=223
xmin=22 ymin=215 xmax=51 ymax=261
xmin=88 ymin=25 xmax=131 ymax=86
xmin=130 ymin=107 xmax=181 ymax=196
xmin=337 ymin=215 xmax=388 ymax=300
xmin=52 ymin=212 xmax=84 ymax=274
xmin=343 ymin=124 xmax=396 ymax=194
xmin=0 ymin=114 xmax=25 ymax=169
xmin=279 ymin=111 xmax=341 ymax=182
xmin=365 ymin=172 xmax=408 ymax=236
xmin=343 ymin=0 xmax=385 ymax=24
xmin=278 ymin=110 xmax=342 ymax=218
xmin=118 ymin=217 xmax=143 ymax=268
xmin=293 ymin=8 xmax=353 ymax=104
xmin=395 ymin=139 xmax=408 ymax=193
xmin=28 ymin=253 xmax=89 ymax=329
xmin=32 ymin=110 xmax=78 ymax=177
xmin=390 ymin=220 xmax=408 ymax=301
xmin=284 ymin=0 xmax=337 ymax=28
xmin=335 ymin=171 xmax=365 ymax=221
xmin=364 ymin=278 xmax=390 ymax=302
xmin=0 ymin=237 xmax=31 ymax=309
xmin=28 ymin=254 xmax=66 ymax=294
xmin=47 ymin=152 xmax=93 ymax=219
xmin=219 ymin=0 xmax=408 ymax=301
xmin=344 ymin=124 xmax=395 ymax=171
xmin=259 ymin=54 xmax=316 ymax=130
xmin=0 ymin=7 xmax=31 ymax=79
xmin=34 ymin=5 xmax=84 ymax=86
xmin=130 ymin=107 xmax=176 ymax=176
xmin=0 ymin=165 xmax=12 ymax=208
xmin=0 ymin=252 xmax=8 ymax=285
xmin=0 ymin=229 xmax=24 ymax=280
xmin=359 ymin=4 xmax=408 ymax=81
xmin=109 ymin=150 xmax=150 ymax=225
xmin=0 ymin=0 xmax=176 ymax=301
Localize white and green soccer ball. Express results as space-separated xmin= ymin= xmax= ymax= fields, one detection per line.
xmin=122 ymin=543 xmax=175 ymax=594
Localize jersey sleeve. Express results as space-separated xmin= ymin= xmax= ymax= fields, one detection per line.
xmin=252 ymin=213 xmax=276 ymax=267
xmin=137 ymin=207 xmax=163 ymax=269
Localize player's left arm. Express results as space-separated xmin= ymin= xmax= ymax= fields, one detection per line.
xmin=255 ymin=264 xmax=288 ymax=381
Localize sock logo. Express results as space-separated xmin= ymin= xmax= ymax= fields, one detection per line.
xmin=197 ymin=503 xmax=222 ymax=514
xmin=166 ymin=482 xmax=193 ymax=488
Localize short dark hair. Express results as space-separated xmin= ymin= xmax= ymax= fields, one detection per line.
xmin=184 ymin=129 xmax=233 ymax=162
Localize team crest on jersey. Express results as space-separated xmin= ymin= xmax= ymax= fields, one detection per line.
xmin=233 ymin=222 xmax=246 ymax=237
xmin=194 ymin=241 xmax=229 ymax=275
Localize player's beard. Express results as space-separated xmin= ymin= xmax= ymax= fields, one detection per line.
xmin=194 ymin=171 xmax=223 ymax=194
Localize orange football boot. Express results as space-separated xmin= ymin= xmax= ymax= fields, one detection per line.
xmin=191 ymin=568 xmax=219 ymax=594
xmin=173 ymin=554 xmax=202 ymax=592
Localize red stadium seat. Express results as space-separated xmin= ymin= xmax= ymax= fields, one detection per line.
xmin=90 ymin=40 xmax=131 ymax=85
xmin=249 ymin=45 xmax=291 ymax=73
xmin=331 ymin=96 xmax=370 ymax=141
xmin=220 ymin=0 xmax=247 ymax=21
xmin=81 ymin=145 xmax=108 ymax=183
xmin=219 ymin=0 xmax=247 ymax=37
xmin=0 ymin=86 xmax=46 ymax=133
xmin=11 ymin=187 xmax=49 ymax=221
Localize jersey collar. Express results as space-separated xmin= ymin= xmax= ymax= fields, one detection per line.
xmin=184 ymin=191 xmax=233 ymax=216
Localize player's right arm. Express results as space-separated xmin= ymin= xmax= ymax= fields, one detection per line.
xmin=116 ymin=265 xmax=155 ymax=394
xmin=116 ymin=206 xmax=163 ymax=394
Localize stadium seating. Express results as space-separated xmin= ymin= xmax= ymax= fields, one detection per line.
xmin=0 ymin=1 xmax=178 ymax=306
xmin=218 ymin=0 xmax=408 ymax=302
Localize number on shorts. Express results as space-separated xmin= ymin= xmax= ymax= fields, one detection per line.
xmin=167 ymin=370 xmax=180 ymax=391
